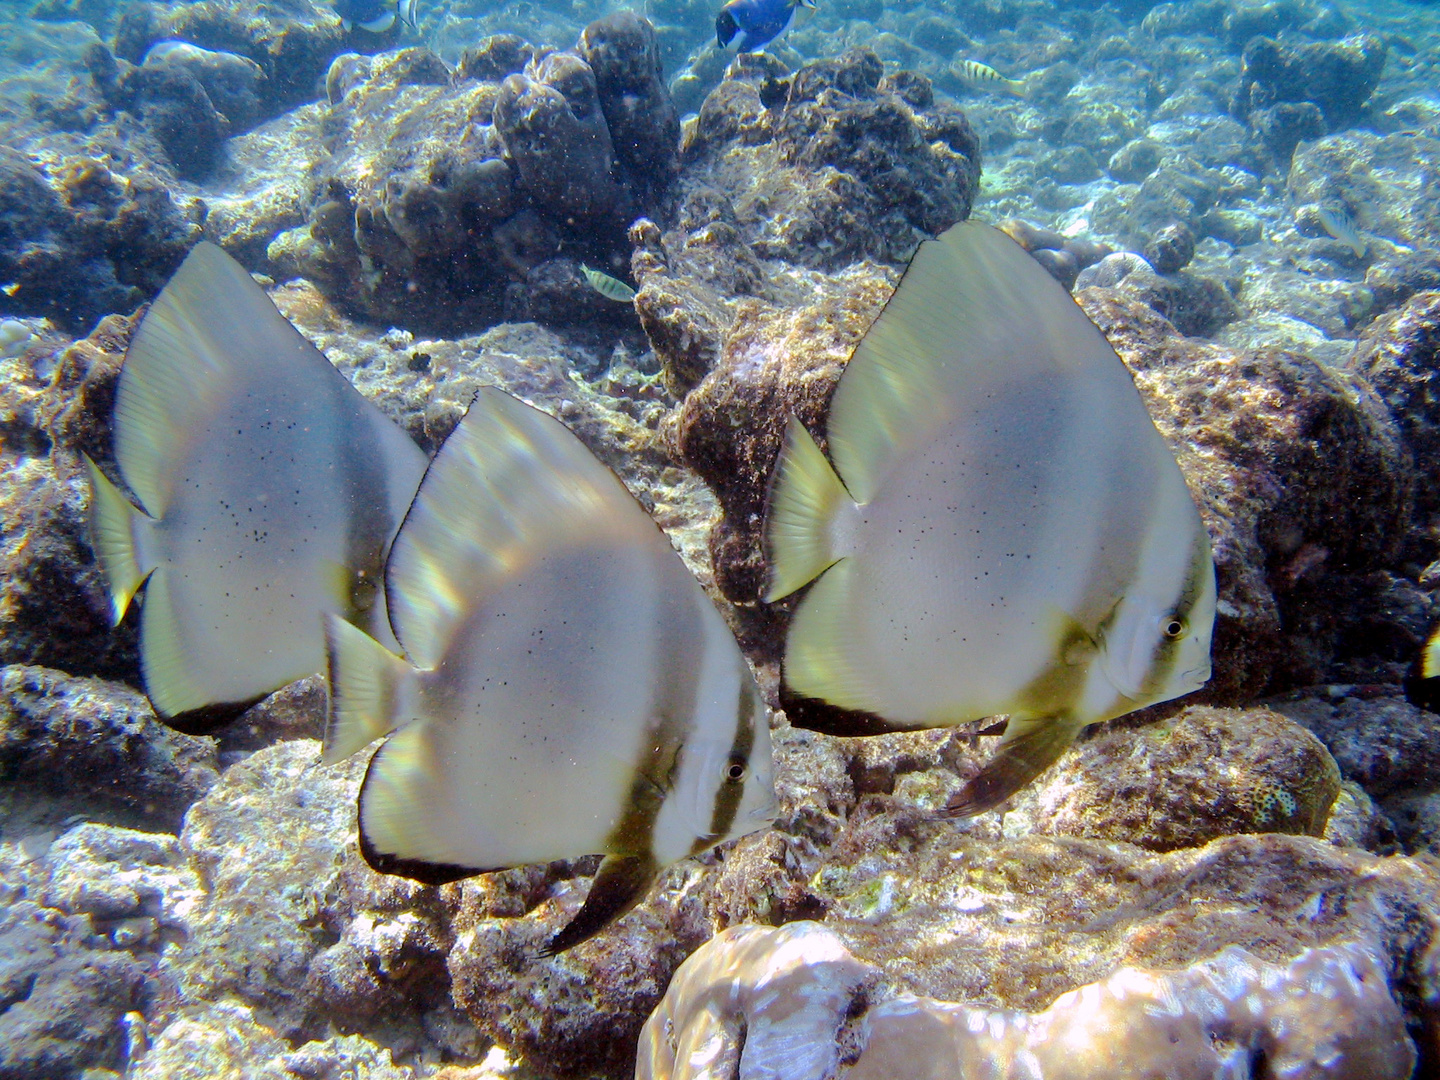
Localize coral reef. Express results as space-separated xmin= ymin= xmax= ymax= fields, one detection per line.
xmin=1351 ymin=290 xmax=1440 ymax=512
xmin=639 ymin=923 xmax=1418 ymax=1080
xmin=4 ymin=0 xmax=1440 ymax=1075
xmin=681 ymin=48 xmax=981 ymax=270
xmin=1233 ymin=34 xmax=1387 ymax=134
xmin=275 ymin=16 xmax=678 ymax=335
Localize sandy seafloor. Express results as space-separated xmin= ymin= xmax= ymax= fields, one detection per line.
xmin=4 ymin=0 xmax=1440 ymax=1076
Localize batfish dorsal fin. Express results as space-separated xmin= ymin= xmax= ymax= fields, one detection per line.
xmin=825 ymin=220 xmax=1147 ymax=505
xmin=384 ymin=385 xmax=651 ymax=669
xmin=114 ymin=243 xmax=317 ymax=517
xmin=764 ymin=416 xmax=855 ymax=603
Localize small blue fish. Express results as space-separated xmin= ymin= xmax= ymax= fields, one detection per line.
xmin=336 ymin=0 xmax=415 ymax=33
xmin=715 ymin=0 xmax=815 ymax=53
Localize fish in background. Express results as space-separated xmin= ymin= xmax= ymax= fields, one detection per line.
xmin=951 ymin=58 xmax=1026 ymax=97
xmin=581 ymin=264 xmax=637 ymax=303
xmin=1404 ymin=624 xmax=1440 ymax=712
xmin=335 ymin=0 xmax=416 ymax=33
xmin=764 ymin=220 xmax=1216 ymax=815
xmin=325 ymin=387 xmax=777 ymax=955
xmin=86 ymin=242 xmax=427 ymax=732
xmin=715 ymin=0 xmax=815 ymax=53
xmin=1315 ymin=203 xmax=1367 ymax=259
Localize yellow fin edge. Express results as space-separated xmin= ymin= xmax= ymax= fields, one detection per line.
xmin=323 ymin=613 xmax=411 ymax=764
xmin=764 ymin=416 xmax=853 ymax=603
xmin=83 ymin=454 xmax=153 ymax=625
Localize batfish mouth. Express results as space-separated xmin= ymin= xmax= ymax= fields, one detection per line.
xmin=1179 ymin=662 xmax=1212 ymax=688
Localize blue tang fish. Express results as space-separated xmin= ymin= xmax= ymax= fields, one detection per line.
xmin=715 ymin=0 xmax=815 ymax=53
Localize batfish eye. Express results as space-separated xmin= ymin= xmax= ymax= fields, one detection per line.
xmin=1163 ymin=617 xmax=1186 ymax=640
xmin=725 ymin=759 xmax=747 ymax=782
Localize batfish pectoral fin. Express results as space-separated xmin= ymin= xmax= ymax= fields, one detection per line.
xmin=941 ymin=717 xmax=1081 ymax=818
xmin=323 ymin=613 xmax=411 ymax=764
xmin=538 ymin=853 xmax=659 ymax=958
xmin=764 ymin=415 xmax=854 ymax=603
xmin=83 ymin=454 xmax=155 ymax=625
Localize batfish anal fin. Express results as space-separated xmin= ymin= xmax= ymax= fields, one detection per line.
xmin=764 ymin=415 xmax=855 ymax=603
xmin=538 ymin=854 xmax=659 ymax=958
xmin=140 ymin=570 xmax=216 ymax=719
xmin=941 ymin=717 xmax=1081 ymax=818
xmin=359 ymin=826 xmax=499 ymax=885
xmin=323 ymin=613 xmax=412 ymax=764
xmin=83 ymin=454 xmax=155 ymax=625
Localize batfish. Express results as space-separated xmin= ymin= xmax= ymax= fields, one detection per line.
xmin=325 ymin=387 xmax=777 ymax=954
xmin=764 ymin=220 xmax=1216 ymax=815
xmin=86 ymin=242 xmax=427 ymax=732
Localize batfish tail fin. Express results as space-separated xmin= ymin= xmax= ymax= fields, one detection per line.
xmin=764 ymin=415 xmax=854 ymax=603
xmin=538 ymin=854 xmax=658 ymax=957
xmin=83 ymin=454 xmax=155 ymax=625
xmin=324 ymin=613 xmax=410 ymax=764
xmin=941 ymin=718 xmax=1080 ymax=817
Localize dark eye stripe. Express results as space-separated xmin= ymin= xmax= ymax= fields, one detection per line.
xmin=698 ymin=672 xmax=757 ymax=852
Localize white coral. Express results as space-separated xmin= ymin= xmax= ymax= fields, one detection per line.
xmin=638 ymin=922 xmax=1416 ymax=1080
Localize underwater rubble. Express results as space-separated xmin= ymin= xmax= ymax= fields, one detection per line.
xmin=1 ymin=0 xmax=1440 ymax=1075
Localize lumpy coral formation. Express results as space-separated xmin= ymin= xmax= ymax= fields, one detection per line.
xmin=277 ymin=14 xmax=679 ymax=335
xmin=638 ymin=922 xmax=1418 ymax=1080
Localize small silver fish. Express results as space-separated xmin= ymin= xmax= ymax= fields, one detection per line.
xmin=951 ymin=58 xmax=1026 ymax=97
xmin=581 ymin=264 xmax=638 ymax=303
xmin=86 ymin=243 xmax=426 ymax=731
xmin=1314 ymin=203 xmax=1366 ymax=258
xmin=325 ymin=386 xmax=777 ymax=955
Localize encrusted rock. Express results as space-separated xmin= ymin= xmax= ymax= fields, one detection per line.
xmin=0 ymin=666 xmax=218 ymax=828
xmin=1143 ymin=220 xmax=1196 ymax=274
xmin=1268 ymin=685 xmax=1440 ymax=800
xmin=276 ymin=20 xmax=677 ymax=335
xmin=668 ymin=268 xmax=896 ymax=605
xmin=682 ymin=48 xmax=981 ymax=269
xmin=0 ymin=899 xmax=150 ymax=1079
xmin=1031 ymin=704 xmax=1341 ymax=850
xmin=1351 ymin=291 xmax=1440 ymax=513
xmin=639 ymin=922 xmax=1418 ymax=1080
xmin=578 ymin=12 xmax=681 ymax=205
xmin=1234 ymin=33 xmax=1387 ymax=131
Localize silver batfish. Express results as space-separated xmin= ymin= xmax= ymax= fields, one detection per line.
xmin=764 ymin=220 xmax=1216 ymax=815
xmin=86 ymin=242 xmax=427 ymax=731
xmin=325 ymin=387 xmax=777 ymax=954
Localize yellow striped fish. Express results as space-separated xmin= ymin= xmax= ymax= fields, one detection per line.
xmin=764 ymin=221 xmax=1216 ymax=816
xmin=1405 ymin=624 xmax=1440 ymax=712
xmin=581 ymin=264 xmax=637 ymax=303
xmin=85 ymin=243 xmax=426 ymax=732
xmin=325 ymin=387 xmax=777 ymax=954
xmin=951 ymin=58 xmax=1026 ymax=97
